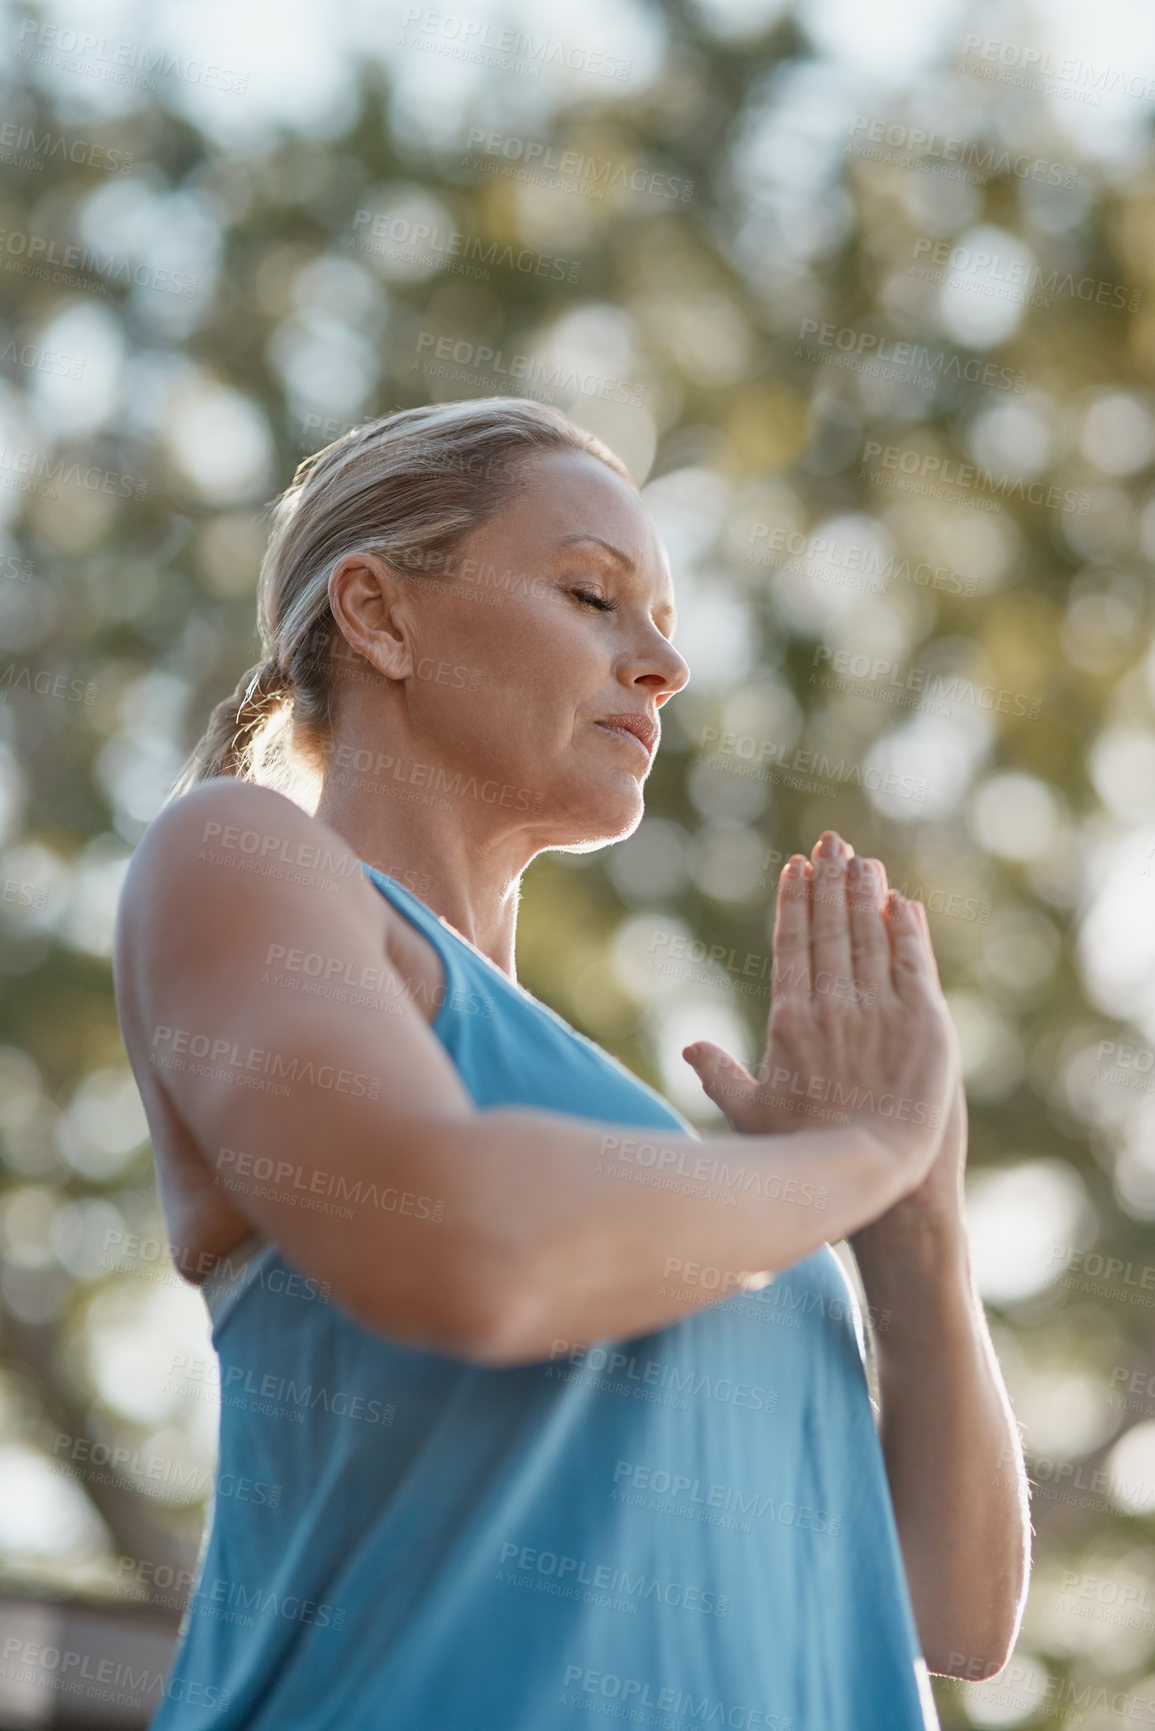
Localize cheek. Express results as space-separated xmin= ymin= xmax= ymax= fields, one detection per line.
xmin=425 ymin=596 xmax=608 ymax=718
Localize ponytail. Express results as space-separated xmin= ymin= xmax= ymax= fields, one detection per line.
xmin=169 ymin=657 xmax=292 ymax=797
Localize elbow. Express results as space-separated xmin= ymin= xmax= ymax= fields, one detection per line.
xmin=962 ymin=1649 xmax=1014 ymax=1684
xmin=931 ymin=1648 xmax=1014 ymax=1684
xmin=345 ymin=1244 xmax=560 ymax=1369
xmin=441 ymin=1260 xmax=563 ymax=1368
xmin=927 ymin=1615 xmax=1024 ymax=1682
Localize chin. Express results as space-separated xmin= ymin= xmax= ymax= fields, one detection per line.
xmin=543 ymin=780 xmax=645 ymax=853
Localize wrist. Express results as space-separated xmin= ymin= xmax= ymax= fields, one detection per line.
xmin=851 ymin=1209 xmax=976 ymax=1312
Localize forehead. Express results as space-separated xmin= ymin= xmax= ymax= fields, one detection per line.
xmin=506 ymin=446 xmax=669 ymax=569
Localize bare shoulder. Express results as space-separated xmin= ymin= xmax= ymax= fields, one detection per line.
xmin=120 ymin=777 xmax=361 ymax=915
xmin=114 ymin=777 xmax=446 ymax=1054
xmin=116 ymin=779 xmax=381 ymax=991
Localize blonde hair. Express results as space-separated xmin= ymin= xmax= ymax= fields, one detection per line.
xmin=169 ymin=398 xmax=634 ymax=804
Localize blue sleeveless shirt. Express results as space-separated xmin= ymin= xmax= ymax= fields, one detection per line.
xmin=151 ymin=865 xmax=940 ymax=1731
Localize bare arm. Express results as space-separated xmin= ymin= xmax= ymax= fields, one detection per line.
xmin=685 ymin=833 xmax=1028 ymax=1678
xmin=853 ymin=1205 xmax=1030 ymax=1679
xmin=115 ymin=782 xmax=955 ymax=1365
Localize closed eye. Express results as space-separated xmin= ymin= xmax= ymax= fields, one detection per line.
xmin=570 ymin=586 xmax=618 ymax=613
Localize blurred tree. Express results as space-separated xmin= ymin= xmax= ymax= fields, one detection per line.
xmin=2 ymin=3 xmax=1155 ymax=1724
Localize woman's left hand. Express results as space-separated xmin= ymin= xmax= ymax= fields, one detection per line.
xmin=847 ymin=1070 xmax=968 ymax=1260
xmin=683 ymin=830 xmax=969 ymax=1249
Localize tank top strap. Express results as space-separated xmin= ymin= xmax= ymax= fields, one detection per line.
xmin=359 ymin=863 xmax=474 ymax=1028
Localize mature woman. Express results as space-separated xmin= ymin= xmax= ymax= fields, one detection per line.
xmin=114 ymin=398 xmax=1029 ymax=1731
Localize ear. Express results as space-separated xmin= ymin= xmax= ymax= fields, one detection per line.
xmin=327 ymin=551 xmax=415 ymax=682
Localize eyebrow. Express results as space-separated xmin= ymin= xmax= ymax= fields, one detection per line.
xmin=555 ymin=534 xmax=677 ymax=631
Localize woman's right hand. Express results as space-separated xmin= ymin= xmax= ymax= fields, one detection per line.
xmin=683 ymin=830 xmax=959 ymax=1189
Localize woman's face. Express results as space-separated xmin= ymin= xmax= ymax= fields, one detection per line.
xmin=332 ymin=445 xmax=691 ymax=852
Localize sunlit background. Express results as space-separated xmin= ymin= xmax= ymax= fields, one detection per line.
xmin=3 ymin=0 xmax=1155 ymax=1721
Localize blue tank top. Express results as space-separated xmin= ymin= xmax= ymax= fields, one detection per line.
xmin=151 ymin=865 xmax=940 ymax=1731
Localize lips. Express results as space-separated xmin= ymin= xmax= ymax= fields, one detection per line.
xmin=595 ymin=712 xmax=659 ymax=757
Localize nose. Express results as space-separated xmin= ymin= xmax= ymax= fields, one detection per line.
xmin=616 ymin=609 xmax=691 ymax=703
xmin=640 ymin=636 xmax=691 ymax=703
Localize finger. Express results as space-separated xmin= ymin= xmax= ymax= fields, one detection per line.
xmin=771 ymin=854 xmax=811 ymax=1002
xmin=907 ymin=894 xmax=945 ymax=993
xmin=847 ymin=856 xmax=891 ymax=998
xmin=809 ymin=830 xmax=853 ymax=993
xmin=683 ymin=1041 xmax=757 ymax=1111
xmin=886 ymin=891 xmax=943 ymax=1005
xmin=866 ymin=853 xmax=889 ymax=897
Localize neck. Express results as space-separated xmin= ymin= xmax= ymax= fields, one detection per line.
xmin=313 ymin=775 xmax=532 ymax=980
